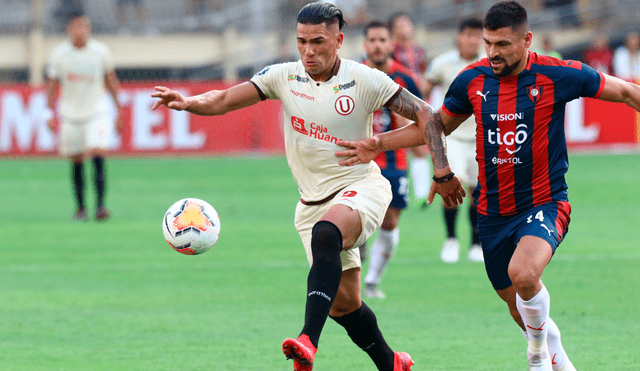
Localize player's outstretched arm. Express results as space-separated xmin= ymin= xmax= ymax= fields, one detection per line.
xmin=151 ymin=82 xmax=262 ymax=116
xmin=598 ymin=73 xmax=640 ymax=112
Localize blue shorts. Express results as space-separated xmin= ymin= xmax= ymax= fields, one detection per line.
xmin=382 ymin=170 xmax=409 ymax=210
xmin=478 ymin=201 xmax=571 ymax=291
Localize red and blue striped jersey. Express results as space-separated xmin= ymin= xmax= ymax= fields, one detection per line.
xmin=368 ymin=60 xmax=423 ymax=173
xmin=443 ymin=51 xmax=605 ymax=216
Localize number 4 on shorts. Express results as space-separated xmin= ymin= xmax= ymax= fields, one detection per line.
xmin=527 ymin=210 xmax=545 ymax=223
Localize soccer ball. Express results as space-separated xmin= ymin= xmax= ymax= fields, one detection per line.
xmin=162 ymin=198 xmax=221 ymax=255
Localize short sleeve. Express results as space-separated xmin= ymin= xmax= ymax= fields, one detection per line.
xmin=102 ymin=46 xmax=115 ymax=73
xmin=424 ymin=55 xmax=443 ymax=84
xmin=250 ymin=63 xmax=290 ymax=100
xmin=442 ymin=73 xmax=473 ymax=116
xmin=556 ymin=60 xmax=605 ymax=101
xmin=47 ymin=48 xmax=61 ymax=80
xmin=359 ymin=65 xmax=401 ymax=113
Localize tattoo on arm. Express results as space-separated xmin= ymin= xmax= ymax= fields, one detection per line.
xmin=387 ymin=88 xmax=449 ymax=170
xmin=388 ymin=88 xmax=422 ymax=121
xmin=425 ymin=111 xmax=449 ymax=170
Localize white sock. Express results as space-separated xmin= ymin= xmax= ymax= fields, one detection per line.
xmin=516 ymin=285 xmax=550 ymax=356
xmin=547 ymin=317 xmax=574 ymax=371
xmin=364 ymin=228 xmax=399 ymax=285
xmin=411 ymin=157 xmax=431 ymax=199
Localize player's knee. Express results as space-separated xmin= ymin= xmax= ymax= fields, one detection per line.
xmin=508 ymin=266 xmax=539 ymax=292
xmin=311 ymin=221 xmax=343 ymax=263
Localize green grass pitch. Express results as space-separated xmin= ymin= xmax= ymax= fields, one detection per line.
xmin=1 ymin=154 xmax=639 ymax=370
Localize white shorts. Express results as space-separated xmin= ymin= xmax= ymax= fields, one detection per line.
xmin=446 ymin=137 xmax=478 ymax=188
xmin=294 ymin=171 xmax=392 ymax=271
xmin=59 ymin=114 xmax=113 ymax=157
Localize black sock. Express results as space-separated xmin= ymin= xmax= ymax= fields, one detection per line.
xmin=444 ymin=207 xmax=458 ymax=238
xmin=301 ymin=221 xmax=343 ymax=348
xmin=93 ymin=156 xmax=105 ymax=207
xmin=331 ymin=302 xmax=395 ymax=371
xmin=469 ymin=204 xmax=480 ymax=245
xmin=72 ymin=162 xmax=84 ymax=210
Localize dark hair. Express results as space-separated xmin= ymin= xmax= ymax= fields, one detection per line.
xmin=364 ymin=20 xmax=389 ymax=37
xmin=483 ymin=1 xmax=528 ymax=32
xmin=459 ymin=17 xmax=483 ymax=33
xmin=66 ymin=10 xmax=86 ymax=25
xmin=387 ymin=11 xmax=411 ymax=30
xmin=297 ymin=2 xmax=346 ymax=30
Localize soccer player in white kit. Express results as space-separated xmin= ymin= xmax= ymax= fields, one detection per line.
xmin=423 ymin=18 xmax=484 ymax=263
xmin=151 ymin=3 xmax=465 ymax=370
xmin=46 ymin=12 xmax=122 ymax=221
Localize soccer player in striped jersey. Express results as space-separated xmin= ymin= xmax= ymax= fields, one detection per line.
xmin=337 ymin=1 xmax=640 ymax=370
xmin=361 ymin=21 xmax=425 ymax=299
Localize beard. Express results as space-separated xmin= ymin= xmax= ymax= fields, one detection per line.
xmin=490 ymin=57 xmax=521 ymax=77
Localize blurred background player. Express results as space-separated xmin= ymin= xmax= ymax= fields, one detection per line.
xmin=534 ymin=34 xmax=562 ymax=59
xmin=612 ymin=31 xmax=640 ymax=81
xmin=423 ymin=17 xmax=484 ymax=263
xmin=46 ymin=12 xmax=122 ymax=221
xmin=360 ymin=20 xmax=425 ymax=299
xmin=388 ymin=12 xmax=432 ymax=209
xmin=583 ymin=33 xmax=613 ymax=75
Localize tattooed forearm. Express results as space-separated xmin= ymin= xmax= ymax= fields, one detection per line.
xmin=388 ymin=88 xmax=423 ymax=121
xmin=424 ymin=111 xmax=450 ymax=170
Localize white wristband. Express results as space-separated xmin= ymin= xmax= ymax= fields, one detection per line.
xmin=43 ymin=108 xmax=54 ymax=121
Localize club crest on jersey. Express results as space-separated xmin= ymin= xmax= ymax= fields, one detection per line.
xmin=335 ymin=95 xmax=355 ymax=115
xmin=527 ymin=85 xmax=543 ymax=103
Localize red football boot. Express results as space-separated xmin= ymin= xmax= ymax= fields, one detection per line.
xmin=282 ymin=334 xmax=317 ymax=371
xmin=393 ymin=351 xmax=414 ymax=371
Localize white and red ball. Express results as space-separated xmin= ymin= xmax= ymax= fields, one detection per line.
xmin=162 ymin=198 xmax=221 ymax=255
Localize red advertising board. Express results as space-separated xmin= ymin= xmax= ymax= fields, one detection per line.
xmin=0 ymin=82 xmax=284 ymax=157
xmin=0 ymin=83 xmax=637 ymax=157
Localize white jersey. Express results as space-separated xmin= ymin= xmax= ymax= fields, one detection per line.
xmin=48 ymin=39 xmax=115 ymax=121
xmin=251 ymin=59 xmax=400 ymax=202
xmin=425 ymin=49 xmax=482 ymax=141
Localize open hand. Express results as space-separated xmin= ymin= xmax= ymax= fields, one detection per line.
xmin=151 ymin=86 xmax=189 ymax=111
xmin=335 ymin=137 xmax=382 ymax=166
xmin=427 ymin=176 xmax=466 ymax=208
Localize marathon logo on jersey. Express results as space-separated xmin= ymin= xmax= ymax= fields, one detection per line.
xmin=291 ymin=116 xmax=339 ymax=143
xmin=334 ymin=79 xmax=356 ymax=94
xmin=489 ymin=112 xmax=524 ymax=122
xmin=290 ymin=89 xmax=315 ymax=101
xmin=488 ymin=124 xmax=528 ymax=154
xmin=288 ymin=74 xmax=310 ymax=83
xmin=527 ymin=85 xmax=543 ymax=104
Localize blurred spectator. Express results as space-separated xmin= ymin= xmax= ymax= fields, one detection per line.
xmin=388 ymin=12 xmax=428 ymax=82
xmin=612 ymin=32 xmax=640 ymax=81
xmin=184 ymin=0 xmax=225 ymax=31
xmin=116 ymin=0 xmax=156 ymax=34
xmin=54 ymin=0 xmax=85 ymax=31
xmin=543 ymin=0 xmax=580 ymax=27
xmin=324 ymin=0 xmax=370 ymax=26
xmin=534 ymin=34 xmax=562 ymax=59
xmin=584 ymin=34 xmax=613 ymax=75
